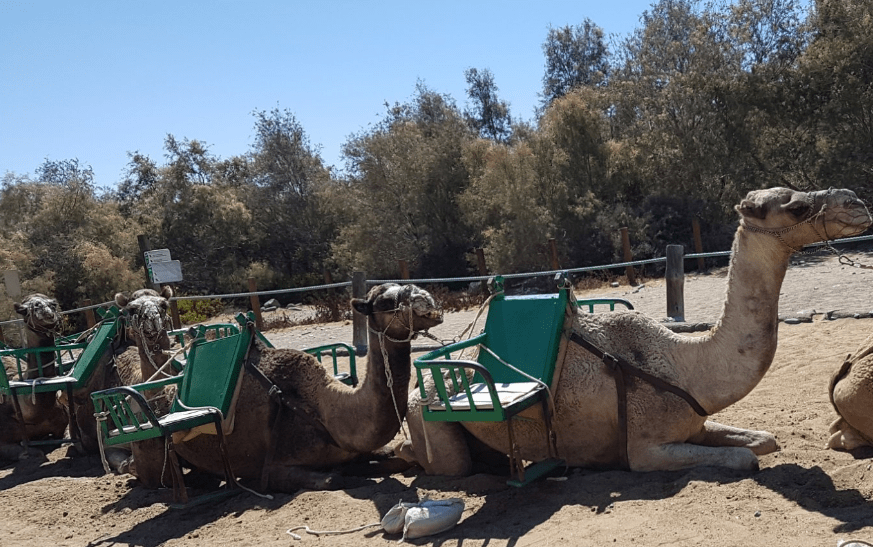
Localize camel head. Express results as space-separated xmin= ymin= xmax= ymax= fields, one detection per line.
xmin=115 ymin=286 xmax=173 ymax=351
xmin=737 ymin=187 xmax=871 ymax=249
xmin=13 ymin=293 xmax=62 ymax=335
xmin=351 ymin=283 xmax=443 ymax=340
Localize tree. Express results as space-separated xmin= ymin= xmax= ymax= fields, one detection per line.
xmin=463 ymin=68 xmax=513 ymax=143
xmin=244 ymin=107 xmax=334 ymax=285
xmin=541 ymin=20 xmax=609 ymax=108
xmin=330 ymin=83 xmax=474 ymax=278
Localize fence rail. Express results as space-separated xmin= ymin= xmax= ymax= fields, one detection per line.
xmin=2 ymin=233 xmax=872 ymax=334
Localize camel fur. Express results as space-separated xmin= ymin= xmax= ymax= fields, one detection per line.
xmin=129 ymin=283 xmax=443 ymax=492
xmin=398 ymin=187 xmax=871 ymax=475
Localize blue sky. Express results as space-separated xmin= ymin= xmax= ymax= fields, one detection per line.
xmin=1 ymin=1 xmax=658 ymax=187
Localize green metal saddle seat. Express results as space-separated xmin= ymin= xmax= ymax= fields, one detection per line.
xmin=91 ymin=322 xmax=255 ymax=507
xmin=0 ymin=307 xmax=122 ymax=452
xmin=414 ymin=274 xmax=574 ymax=486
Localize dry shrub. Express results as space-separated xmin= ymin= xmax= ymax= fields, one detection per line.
xmin=424 ymin=284 xmax=486 ymax=313
xmin=310 ymin=291 xmax=352 ymax=323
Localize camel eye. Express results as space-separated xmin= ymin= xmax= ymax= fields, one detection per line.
xmin=787 ymin=202 xmax=811 ymax=218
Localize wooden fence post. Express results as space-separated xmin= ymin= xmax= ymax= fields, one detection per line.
xmin=548 ymin=238 xmax=560 ymax=270
xmin=692 ymin=217 xmax=706 ymax=272
xmin=352 ymin=272 xmax=368 ymax=355
xmin=621 ymin=227 xmax=638 ymax=286
xmin=169 ymin=300 xmax=182 ymax=329
xmin=398 ymin=260 xmax=410 ymax=280
xmin=248 ymin=277 xmax=263 ymax=331
xmin=666 ymin=245 xmax=685 ymax=321
xmin=83 ymin=299 xmax=96 ymax=329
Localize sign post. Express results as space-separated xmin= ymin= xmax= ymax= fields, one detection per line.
xmin=144 ymin=249 xmax=184 ymax=285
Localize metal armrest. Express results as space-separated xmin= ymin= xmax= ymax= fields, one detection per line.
xmin=414 ymin=358 xmax=502 ymax=413
xmin=91 ymin=385 xmax=165 ymax=435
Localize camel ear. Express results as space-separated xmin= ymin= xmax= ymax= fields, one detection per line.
xmin=736 ymin=199 xmax=767 ymax=220
xmin=160 ymin=285 xmax=173 ymax=300
xmin=351 ymin=298 xmax=372 ymax=316
xmin=115 ymin=292 xmax=130 ymax=308
xmin=13 ymin=302 xmax=26 ymax=316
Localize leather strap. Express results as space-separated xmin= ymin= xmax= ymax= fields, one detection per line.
xmin=569 ymin=331 xmax=709 ymax=469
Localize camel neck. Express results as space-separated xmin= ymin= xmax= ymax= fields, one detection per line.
xmin=365 ymin=328 xmax=412 ymax=399
xmin=690 ymin=227 xmax=791 ymax=412
xmin=24 ymin=328 xmax=57 ymax=379
xmin=136 ymin=334 xmax=171 ymax=381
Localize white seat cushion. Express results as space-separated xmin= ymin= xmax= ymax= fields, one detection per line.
xmin=429 ymin=382 xmax=542 ymax=411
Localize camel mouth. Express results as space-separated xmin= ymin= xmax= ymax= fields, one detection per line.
xmin=822 ymin=191 xmax=872 ymax=238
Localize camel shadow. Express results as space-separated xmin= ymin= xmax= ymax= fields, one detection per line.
xmin=394 ymin=462 xmax=873 ymax=544
xmin=752 ymin=462 xmax=873 ymax=533
xmin=88 ymin=486 xmax=293 ymax=547
xmin=0 ymin=450 xmax=105 ymax=490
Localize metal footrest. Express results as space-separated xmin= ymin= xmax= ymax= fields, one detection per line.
xmin=506 ymin=458 xmax=565 ymax=487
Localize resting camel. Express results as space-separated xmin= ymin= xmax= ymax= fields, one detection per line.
xmin=399 ymin=187 xmax=871 ymax=475
xmin=827 ymin=332 xmax=873 ymax=451
xmin=0 ymin=293 xmax=68 ymax=460
xmin=68 ymin=287 xmax=176 ymax=466
xmin=129 ymin=282 xmax=443 ymax=492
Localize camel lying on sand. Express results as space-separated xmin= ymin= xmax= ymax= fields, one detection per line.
xmin=828 ymin=331 xmax=873 ymax=451
xmin=67 ymin=287 xmax=177 ymax=470
xmin=0 ymin=293 xmax=68 ymax=460
xmin=128 ymin=283 xmax=443 ymax=492
xmin=399 ymin=187 xmax=871 ymax=475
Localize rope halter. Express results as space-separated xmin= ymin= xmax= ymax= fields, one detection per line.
xmin=741 ymin=189 xmax=837 ymax=256
xmin=364 ymin=286 xmax=442 ymax=440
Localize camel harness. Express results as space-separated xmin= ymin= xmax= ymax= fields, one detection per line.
xmin=569 ymin=331 xmax=709 ymax=470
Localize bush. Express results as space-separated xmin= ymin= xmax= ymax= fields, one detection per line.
xmin=176 ymin=298 xmax=224 ymax=324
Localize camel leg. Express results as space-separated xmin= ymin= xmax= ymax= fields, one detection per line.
xmin=130 ymin=438 xmax=172 ymax=489
xmin=397 ymin=407 xmax=472 ymax=476
xmin=688 ymin=420 xmax=779 ymax=455
xmin=629 ymin=442 xmax=760 ymax=472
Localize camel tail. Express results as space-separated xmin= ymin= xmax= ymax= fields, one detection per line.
xmin=828 ymin=353 xmax=854 ymax=416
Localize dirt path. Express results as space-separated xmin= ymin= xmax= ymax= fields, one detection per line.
xmin=2 ymin=250 xmax=873 ymax=546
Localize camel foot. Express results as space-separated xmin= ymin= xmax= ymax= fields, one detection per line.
xmin=694 ymin=421 xmax=779 ymax=455
xmin=827 ymin=422 xmax=872 ymax=451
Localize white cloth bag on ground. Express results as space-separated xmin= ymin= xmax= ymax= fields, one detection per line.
xmin=381 ymin=498 xmax=465 ymax=541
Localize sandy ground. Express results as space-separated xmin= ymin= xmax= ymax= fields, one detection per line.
xmin=3 ymin=250 xmax=873 ymax=546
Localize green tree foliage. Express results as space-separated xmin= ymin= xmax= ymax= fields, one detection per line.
xmin=328 ymin=83 xmax=474 ymax=279
xmin=464 ymin=68 xmax=513 ymax=143
xmin=3 ymin=0 xmax=871 ymax=303
xmin=541 ymin=20 xmax=610 ymax=108
xmin=244 ymin=107 xmax=335 ymax=286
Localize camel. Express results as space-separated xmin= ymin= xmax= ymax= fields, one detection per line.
xmin=68 ymin=287 xmax=176 ymax=466
xmin=0 ymin=293 xmax=69 ymax=460
xmin=130 ymin=283 xmax=443 ymax=492
xmin=827 ymin=332 xmax=873 ymax=451
xmin=398 ymin=187 xmax=872 ymax=475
